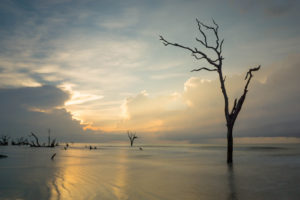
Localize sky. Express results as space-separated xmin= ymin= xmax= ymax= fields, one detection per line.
xmin=0 ymin=0 xmax=299 ymax=143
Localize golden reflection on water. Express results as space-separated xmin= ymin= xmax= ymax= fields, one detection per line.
xmin=48 ymin=148 xmax=129 ymax=200
xmin=4 ymin=144 xmax=298 ymax=200
xmin=49 ymin=150 xmax=86 ymax=200
xmin=112 ymin=150 xmax=128 ymax=200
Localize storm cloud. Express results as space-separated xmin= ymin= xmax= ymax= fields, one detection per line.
xmin=0 ymin=85 xmax=86 ymax=141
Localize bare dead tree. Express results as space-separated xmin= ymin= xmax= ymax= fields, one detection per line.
xmin=29 ymin=131 xmax=58 ymax=147
xmin=50 ymin=138 xmax=58 ymax=147
xmin=127 ymin=131 xmax=138 ymax=147
xmin=0 ymin=135 xmax=10 ymax=146
xmin=160 ymin=19 xmax=260 ymax=164
xmin=11 ymin=137 xmax=29 ymax=146
xmin=0 ymin=154 xmax=8 ymax=159
xmin=51 ymin=153 xmax=56 ymax=160
xmin=29 ymin=132 xmax=41 ymax=147
xmin=48 ymin=128 xmax=51 ymax=147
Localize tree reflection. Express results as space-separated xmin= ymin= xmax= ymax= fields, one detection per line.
xmin=227 ymin=164 xmax=238 ymax=200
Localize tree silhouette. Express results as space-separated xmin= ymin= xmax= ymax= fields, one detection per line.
xmin=160 ymin=19 xmax=260 ymax=164
xmin=29 ymin=131 xmax=58 ymax=147
xmin=0 ymin=135 xmax=10 ymax=145
xmin=127 ymin=131 xmax=138 ymax=147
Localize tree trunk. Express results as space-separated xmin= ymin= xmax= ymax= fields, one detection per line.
xmin=160 ymin=19 xmax=261 ymax=164
xmin=130 ymin=140 xmax=133 ymax=147
xmin=227 ymin=126 xmax=233 ymax=164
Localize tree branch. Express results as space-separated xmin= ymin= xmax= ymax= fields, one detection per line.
xmin=30 ymin=132 xmax=40 ymax=147
xmin=160 ymin=19 xmax=231 ymax=123
xmin=191 ymin=67 xmax=217 ymax=72
xmin=191 ymin=53 xmax=204 ymax=60
xmin=159 ymin=35 xmax=219 ymax=68
xmin=196 ymin=19 xmax=208 ymax=46
xmin=195 ymin=19 xmax=217 ymax=51
xmin=230 ymin=65 xmax=261 ymax=124
xmin=230 ymin=98 xmax=237 ymax=115
xmin=245 ymin=65 xmax=261 ymax=80
xmin=219 ymin=39 xmax=224 ymax=53
xmin=196 ymin=18 xmax=220 ymax=50
xmin=159 ymin=18 xmax=261 ymax=164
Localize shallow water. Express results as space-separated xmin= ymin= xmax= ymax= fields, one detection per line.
xmin=0 ymin=143 xmax=300 ymax=200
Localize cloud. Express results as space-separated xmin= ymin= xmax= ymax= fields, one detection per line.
xmin=150 ymin=73 xmax=186 ymax=80
xmin=231 ymin=0 xmax=298 ymax=17
xmin=235 ymin=55 xmax=300 ymax=137
xmin=0 ymin=85 xmax=89 ymax=141
xmin=0 ymin=85 xmax=68 ymax=109
xmin=118 ymin=55 xmax=300 ymax=141
xmin=2 ymin=55 xmax=298 ymax=143
xmin=0 ymin=0 xmax=299 ymax=143
xmin=98 ymin=8 xmax=139 ymax=29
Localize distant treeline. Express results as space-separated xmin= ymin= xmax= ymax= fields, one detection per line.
xmin=0 ymin=129 xmax=59 ymax=148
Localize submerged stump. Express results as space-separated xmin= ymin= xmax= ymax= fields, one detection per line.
xmin=0 ymin=154 xmax=8 ymax=159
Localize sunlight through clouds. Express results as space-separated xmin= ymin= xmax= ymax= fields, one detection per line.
xmin=0 ymin=0 xmax=299 ymax=141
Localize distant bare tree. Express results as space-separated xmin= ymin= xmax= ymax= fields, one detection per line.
xmin=29 ymin=132 xmax=41 ymax=147
xmin=51 ymin=153 xmax=56 ymax=160
xmin=11 ymin=137 xmax=29 ymax=146
xmin=48 ymin=128 xmax=51 ymax=146
xmin=29 ymin=131 xmax=58 ymax=148
xmin=0 ymin=135 xmax=10 ymax=145
xmin=0 ymin=154 xmax=8 ymax=158
xmin=127 ymin=131 xmax=138 ymax=147
xmin=160 ymin=19 xmax=260 ymax=164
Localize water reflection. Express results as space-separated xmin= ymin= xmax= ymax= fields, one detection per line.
xmin=112 ymin=150 xmax=128 ymax=199
xmin=48 ymin=149 xmax=101 ymax=199
xmin=49 ymin=150 xmax=82 ymax=199
xmin=48 ymin=148 xmax=131 ymax=200
xmin=46 ymin=147 xmax=240 ymax=200
xmin=0 ymin=147 xmax=58 ymax=200
xmin=227 ymin=164 xmax=238 ymax=200
xmin=2 ymin=144 xmax=295 ymax=200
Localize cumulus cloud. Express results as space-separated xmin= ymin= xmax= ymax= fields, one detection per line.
xmin=116 ymin=90 xmax=186 ymax=133
xmin=0 ymin=85 xmax=88 ymax=141
xmin=119 ymin=55 xmax=300 ymax=141
xmin=0 ymin=0 xmax=299 ymax=143
xmin=236 ymin=55 xmax=300 ymax=137
xmin=2 ymin=56 xmax=298 ymax=143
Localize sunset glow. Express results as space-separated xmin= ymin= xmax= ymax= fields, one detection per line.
xmin=0 ymin=0 xmax=299 ymax=142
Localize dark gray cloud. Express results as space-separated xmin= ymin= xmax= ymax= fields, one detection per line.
xmin=0 ymin=0 xmax=299 ymax=143
xmin=0 ymin=85 xmax=130 ymax=143
xmin=231 ymin=0 xmax=298 ymax=17
xmin=0 ymin=85 xmax=68 ymax=109
xmin=0 ymin=85 xmax=85 ymax=142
